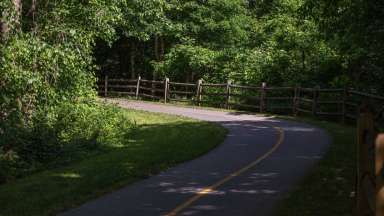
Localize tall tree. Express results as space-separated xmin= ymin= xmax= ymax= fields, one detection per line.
xmin=302 ymin=0 xmax=384 ymax=90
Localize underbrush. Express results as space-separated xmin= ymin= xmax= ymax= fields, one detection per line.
xmin=0 ymin=101 xmax=134 ymax=183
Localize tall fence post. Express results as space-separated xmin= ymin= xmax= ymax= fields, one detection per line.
xmin=135 ymin=76 xmax=141 ymax=100
xmin=260 ymin=82 xmax=267 ymax=113
xmin=104 ymin=75 xmax=108 ymax=97
xmin=355 ymin=104 xmax=376 ymax=216
xmin=196 ymin=79 xmax=202 ymax=106
xmin=377 ymin=134 xmax=384 ymax=216
xmin=226 ymin=80 xmax=232 ymax=109
xmin=164 ymin=77 xmax=169 ymax=103
xmin=312 ymin=86 xmax=319 ymax=116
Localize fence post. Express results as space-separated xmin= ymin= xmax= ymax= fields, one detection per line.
xmin=260 ymin=82 xmax=267 ymax=113
xmin=355 ymin=104 xmax=376 ymax=216
xmin=104 ymin=75 xmax=108 ymax=97
xmin=312 ymin=86 xmax=319 ymax=116
xmin=164 ymin=77 xmax=169 ymax=103
xmin=226 ymin=80 xmax=232 ymax=109
xmin=377 ymin=134 xmax=384 ymax=216
xmin=196 ymin=79 xmax=202 ymax=106
xmin=135 ymin=76 xmax=141 ymax=100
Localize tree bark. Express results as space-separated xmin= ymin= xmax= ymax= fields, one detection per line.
xmin=13 ymin=0 xmax=22 ymax=29
xmin=190 ymin=71 xmax=195 ymax=83
xmin=119 ymin=37 xmax=129 ymax=78
xmin=160 ymin=36 xmax=165 ymax=61
xmin=301 ymin=50 xmax=306 ymax=72
xmin=0 ymin=20 xmax=8 ymax=42
xmin=130 ymin=40 xmax=136 ymax=79
xmin=152 ymin=35 xmax=162 ymax=96
xmin=154 ymin=35 xmax=159 ymax=61
xmin=185 ymin=70 xmax=190 ymax=84
xmin=153 ymin=35 xmax=159 ymax=80
xmin=29 ymin=0 xmax=37 ymax=32
xmin=1 ymin=0 xmax=23 ymax=42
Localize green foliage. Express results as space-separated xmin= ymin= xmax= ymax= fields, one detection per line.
xmin=0 ymin=0 xmax=127 ymax=183
xmin=119 ymin=0 xmax=178 ymax=40
xmin=0 ymin=101 xmax=134 ymax=183
xmin=153 ymin=41 xmax=219 ymax=80
xmin=232 ymin=12 xmax=339 ymax=86
xmin=147 ymin=0 xmax=344 ymax=87
xmin=0 ymin=34 xmax=99 ymax=183
xmin=302 ymin=0 xmax=384 ymax=91
xmin=173 ymin=0 xmax=252 ymax=48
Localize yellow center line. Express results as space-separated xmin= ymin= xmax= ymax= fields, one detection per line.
xmin=164 ymin=123 xmax=285 ymax=216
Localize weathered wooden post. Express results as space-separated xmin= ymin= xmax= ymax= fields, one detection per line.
xmin=196 ymin=79 xmax=202 ymax=106
xmin=375 ymin=134 xmax=384 ymax=216
xmin=260 ymin=82 xmax=267 ymax=113
xmin=104 ymin=75 xmax=108 ymax=97
xmin=377 ymin=134 xmax=384 ymax=216
xmin=226 ymin=80 xmax=232 ymax=109
xmin=135 ymin=76 xmax=141 ymax=100
xmin=164 ymin=77 xmax=169 ymax=103
xmin=312 ymin=86 xmax=319 ymax=116
xmin=355 ymin=103 xmax=376 ymax=216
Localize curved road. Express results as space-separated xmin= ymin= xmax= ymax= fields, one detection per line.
xmin=61 ymin=99 xmax=330 ymax=216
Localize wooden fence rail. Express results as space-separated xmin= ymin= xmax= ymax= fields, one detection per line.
xmin=98 ymin=76 xmax=384 ymax=123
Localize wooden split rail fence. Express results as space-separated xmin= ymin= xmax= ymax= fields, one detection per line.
xmin=98 ymin=75 xmax=384 ymax=122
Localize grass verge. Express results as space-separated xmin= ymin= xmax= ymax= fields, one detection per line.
xmin=0 ymin=108 xmax=227 ymax=216
xmin=275 ymin=116 xmax=356 ymax=216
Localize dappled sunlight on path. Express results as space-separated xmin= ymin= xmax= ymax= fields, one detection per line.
xmin=60 ymin=100 xmax=330 ymax=216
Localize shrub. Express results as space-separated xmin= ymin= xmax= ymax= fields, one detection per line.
xmin=0 ymin=101 xmax=133 ymax=183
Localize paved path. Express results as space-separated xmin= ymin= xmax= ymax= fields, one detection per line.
xmin=60 ymin=99 xmax=330 ymax=216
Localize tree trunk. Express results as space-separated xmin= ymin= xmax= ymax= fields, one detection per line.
xmin=153 ymin=35 xmax=159 ymax=80
xmin=0 ymin=0 xmax=22 ymax=41
xmin=185 ymin=69 xmax=189 ymax=83
xmin=301 ymin=50 xmax=306 ymax=72
xmin=13 ymin=0 xmax=22 ymax=29
xmin=29 ymin=0 xmax=37 ymax=32
xmin=130 ymin=40 xmax=136 ymax=79
xmin=160 ymin=36 xmax=165 ymax=61
xmin=151 ymin=36 xmax=160 ymax=96
xmin=154 ymin=35 xmax=159 ymax=61
xmin=0 ymin=20 xmax=8 ymax=42
xmin=190 ymin=71 xmax=195 ymax=83
xmin=119 ymin=37 xmax=129 ymax=78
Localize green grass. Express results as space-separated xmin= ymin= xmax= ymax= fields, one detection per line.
xmin=0 ymin=108 xmax=227 ymax=216
xmin=275 ymin=116 xmax=356 ymax=216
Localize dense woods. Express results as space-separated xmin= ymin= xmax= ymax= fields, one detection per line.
xmin=0 ymin=0 xmax=383 ymax=182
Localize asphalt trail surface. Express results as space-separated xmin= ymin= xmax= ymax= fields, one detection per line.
xmin=60 ymin=99 xmax=330 ymax=216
